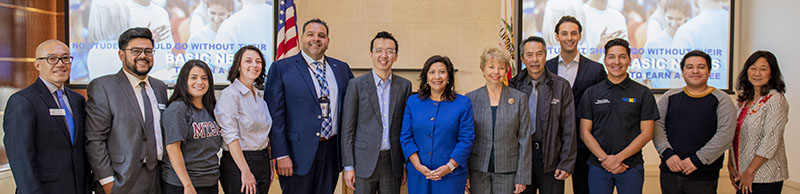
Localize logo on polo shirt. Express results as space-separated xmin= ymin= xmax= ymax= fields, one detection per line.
xmin=621 ymin=97 xmax=637 ymax=103
xmin=594 ymin=99 xmax=610 ymax=104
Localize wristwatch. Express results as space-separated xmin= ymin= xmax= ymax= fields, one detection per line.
xmin=447 ymin=162 xmax=456 ymax=172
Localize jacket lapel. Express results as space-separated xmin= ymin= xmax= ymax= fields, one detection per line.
xmin=148 ymin=77 xmax=167 ymax=104
xmin=574 ymin=55 xmax=589 ymax=86
xmin=292 ymin=54 xmax=321 ymax=101
xmin=493 ymin=86 xmax=511 ymax=132
xmin=476 ymin=87 xmax=493 ymax=135
xmin=66 ymin=88 xmax=84 ymax=142
xmin=365 ymin=72 xmax=383 ymax=126
xmin=388 ymin=74 xmax=401 ymax=126
xmin=33 ymin=78 xmax=72 ymax=144
xmin=115 ymin=70 xmax=147 ymax=127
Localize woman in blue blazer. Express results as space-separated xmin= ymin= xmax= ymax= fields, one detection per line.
xmin=401 ymin=55 xmax=475 ymax=194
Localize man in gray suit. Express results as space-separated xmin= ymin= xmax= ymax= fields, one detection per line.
xmin=510 ymin=36 xmax=577 ymax=194
xmin=86 ymin=27 xmax=168 ymax=194
xmin=341 ymin=31 xmax=412 ymax=194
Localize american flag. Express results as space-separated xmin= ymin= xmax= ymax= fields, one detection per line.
xmin=276 ymin=0 xmax=299 ymax=60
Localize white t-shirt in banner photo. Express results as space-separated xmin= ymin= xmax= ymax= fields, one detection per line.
xmin=126 ymin=0 xmax=176 ymax=82
xmin=213 ymin=0 xmax=274 ymax=70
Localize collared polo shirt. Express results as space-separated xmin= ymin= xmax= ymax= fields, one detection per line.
xmin=577 ymin=77 xmax=659 ymax=167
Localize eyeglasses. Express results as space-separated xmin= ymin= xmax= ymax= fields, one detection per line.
xmin=36 ymin=56 xmax=73 ymax=65
xmin=371 ymin=48 xmax=397 ymax=55
xmin=122 ymin=48 xmax=155 ymax=56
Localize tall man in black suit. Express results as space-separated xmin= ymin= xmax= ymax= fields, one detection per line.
xmin=544 ymin=16 xmax=607 ymax=194
xmin=266 ymin=18 xmax=354 ymax=194
xmin=341 ymin=31 xmax=412 ymax=194
xmin=3 ymin=40 xmax=93 ymax=194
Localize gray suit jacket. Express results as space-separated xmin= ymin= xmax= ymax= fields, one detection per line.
xmin=465 ymin=86 xmax=532 ymax=185
xmin=85 ymin=70 xmax=167 ymax=193
xmin=341 ymin=72 xmax=412 ymax=178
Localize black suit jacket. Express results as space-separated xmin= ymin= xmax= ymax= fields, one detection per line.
xmin=3 ymin=78 xmax=92 ymax=194
xmin=545 ymin=55 xmax=606 ymax=112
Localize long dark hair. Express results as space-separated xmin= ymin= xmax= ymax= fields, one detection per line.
xmin=169 ymin=60 xmax=217 ymax=117
xmin=736 ymin=50 xmax=785 ymax=102
xmin=228 ymin=45 xmax=266 ymax=88
xmin=418 ymin=55 xmax=457 ymax=101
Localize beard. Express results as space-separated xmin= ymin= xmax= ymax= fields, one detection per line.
xmin=124 ymin=58 xmax=153 ymax=76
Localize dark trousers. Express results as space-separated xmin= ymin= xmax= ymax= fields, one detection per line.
xmin=587 ymin=164 xmax=644 ymax=194
xmin=522 ymin=142 xmax=565 ymax=194
xmin=660 ymin=171 xmax=718 ymax=194
xmin=736 ymin=181 xmax=784 ymax=194
xmin=354 ymin=150 xmax=402 ymax=194
xmin=278 ymin=138 xmax=339 ymax=194
xmin=162 ymin=182 xmax=218 ymax=194
xmin=572 ymin=148 xmax=591 ymax=194
xmin=220 ymin=149 xmax=272 ymax=194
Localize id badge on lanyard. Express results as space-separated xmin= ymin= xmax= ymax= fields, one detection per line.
xmin=319 ymin=95 xmax=330 ymax=118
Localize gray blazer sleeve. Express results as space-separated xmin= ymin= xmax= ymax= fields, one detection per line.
xmin=341 ymin=79 xmax=359 ymax=168
xmin=84 ymin=80 xmax=115 ymax=180
xmin=515 ymin=93 xmax=532 ymax=185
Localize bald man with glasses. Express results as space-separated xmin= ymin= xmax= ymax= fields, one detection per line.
xmin=4 ymin=39 xmax=94 ymax=194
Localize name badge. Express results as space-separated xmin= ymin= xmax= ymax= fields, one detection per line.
xmin=158 ymin=103 xmax=167 ymax=110
xmin=319 ymin=95 xmax=330 ymax=118
xmin=551 ymin=99 xmax=560 ymax=104
xmin=595 ymin=99 xmax=611 ymax=104
xmin=49 ymin=109 xmax=66 ymax=116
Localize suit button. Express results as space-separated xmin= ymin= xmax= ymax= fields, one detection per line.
xmin=316 ymin=132 xmax=320 ymax=136
xmin=317 ymin=115 xmax=322 ymax=119
xmin=428 ymin=134 xmax=432 ymax=138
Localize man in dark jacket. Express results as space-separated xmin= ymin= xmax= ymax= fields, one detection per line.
xmin=511 ymin=36 xmax=577 ymax=194
xmin=3 ymin=40 xmax=93 ymax=194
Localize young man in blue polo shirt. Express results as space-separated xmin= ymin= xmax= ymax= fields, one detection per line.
xmin=652 ymin=50 xmax=736 ymax=194
xmin=577 ymin=38 xmax=660 ymax=194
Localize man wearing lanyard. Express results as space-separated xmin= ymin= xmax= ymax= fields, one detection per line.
xmin=265 ymin=18 xmax=354 ymax=194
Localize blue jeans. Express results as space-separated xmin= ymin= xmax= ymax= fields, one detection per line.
xmin=587 ymin=164 xmax=644 ymax=194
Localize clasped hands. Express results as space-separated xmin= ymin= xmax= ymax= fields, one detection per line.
xmin=413 ymin=162 xmax=453 ymax=181
xmin=664 ymin=155 xmax=698 ymax=175
xmin=598 ymin=154 xmax=629 ymax=174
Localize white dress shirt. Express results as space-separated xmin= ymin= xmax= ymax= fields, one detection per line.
xmin=557 ymin=54 xmax=580 ymax=86
xmin=40 ymin=77 xmax=73 ymax=113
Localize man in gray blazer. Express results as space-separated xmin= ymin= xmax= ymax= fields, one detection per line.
xmin=341 ymin=31 xmax=412 ymax=194
xmin=86 ymin=28 xmax=168 ymax=194
xmin=510 ymin=36 xmax=577 ymax=194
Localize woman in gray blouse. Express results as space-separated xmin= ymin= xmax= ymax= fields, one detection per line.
xmin=729 ymin=51 xmax=788 ymax=194
xmin=215 ymin=46 xmax=273 ymax=194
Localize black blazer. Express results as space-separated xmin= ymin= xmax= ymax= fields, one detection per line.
xmin=3 ymin=78 xmax=92 ymax=194
xmin=545 ymin=55 xmax=606 ymax=110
